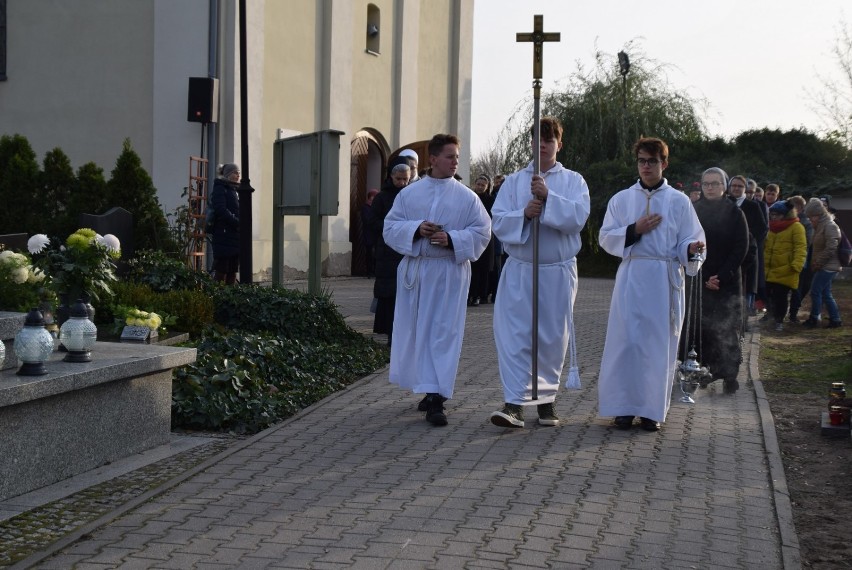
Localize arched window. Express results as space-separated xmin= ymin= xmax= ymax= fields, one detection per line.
xmin=366 ymin=4 xmax=380 ymax=55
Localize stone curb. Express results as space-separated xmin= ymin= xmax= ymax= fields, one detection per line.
xmin=746 ymin=326 xmax=802 ymax=570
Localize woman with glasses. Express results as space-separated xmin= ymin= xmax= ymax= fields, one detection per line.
xmin=681 ymin=168 xmax=749 ymax=394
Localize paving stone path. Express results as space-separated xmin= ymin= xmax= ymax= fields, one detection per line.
xmin=19 ymin=277 xmax=797 ymax=569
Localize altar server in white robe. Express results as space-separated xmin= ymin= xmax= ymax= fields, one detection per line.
xmin=598 ymin=137 xmax=705 ymax=432
xmin=383 ymin=134 xmax=491 ymax=427
xmin=489 ymin=116 xmax=590 ymax=428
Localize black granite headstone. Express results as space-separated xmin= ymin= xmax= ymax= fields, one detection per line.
xmin=79 ymin=207 xmax=134 ymax=264
xmin=0 ymin=233 xmax=28 ymax=252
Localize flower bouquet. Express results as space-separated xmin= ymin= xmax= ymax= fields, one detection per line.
xmin=28 ymin=229 xmax=121 ymax=321
xmin=0 ymin=248 xmax=51 ymax=313
xmin=113 ymin=305 xmax=174 ymax=341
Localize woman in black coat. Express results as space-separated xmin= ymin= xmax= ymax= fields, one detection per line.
xmin=367 ymin=157 xmax=411 ymax=346
xmin=468 ymin=174 xmax=495 ymax=306
xmin=681 ymin=167 xmax=749 ymax=394
xmin=210 ymin=163 xmax=241 ymax=284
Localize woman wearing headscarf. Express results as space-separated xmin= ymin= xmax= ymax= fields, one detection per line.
xmin=681 ymin=167 xmax=749 ymax=394
xmin=802 ymin=197 xmax=843 ymax=328
xmin=367 ymin=157 xmax=411 ymax=346
xmin=764 ymin=200 xmax=807 ymax=332
xmin=210 ymin=162 xmax=241 ymax=284
xmin=467 ymin=174 xmax=495 ymax=306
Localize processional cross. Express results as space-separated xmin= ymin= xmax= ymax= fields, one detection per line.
xmin=517 ymin=16 xmax=560 ymax=400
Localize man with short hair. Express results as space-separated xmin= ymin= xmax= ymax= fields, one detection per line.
xmin=764 ymin=183 xmax=781 ymax=206
xmin=383 ymin=134 xmax=491 ymax=426
xmin=489 ymin=116 xmax=590 ymax=428
xmin=597 ymin=137 xmax=705 ymax=432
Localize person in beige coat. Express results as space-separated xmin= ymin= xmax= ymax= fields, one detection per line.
xmin=802 ymin=198 xmax=843 ymax=328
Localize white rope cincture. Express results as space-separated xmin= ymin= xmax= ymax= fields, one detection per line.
xmin=565 ymin=309 xmax=581 ymax=390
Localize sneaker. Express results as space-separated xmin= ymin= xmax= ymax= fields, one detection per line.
xmin=803 ymin=317 xmax=819 ymax=329
xmin=491 ymin=403 xmax=524 ymax=428
xmin=537 ymin=402 xmax=559 ymax=426
xmin=774 ymin=323 xmax=783 ymax=332
xmin=424 ymin=394 xmax=448 ymax=426
xmin=827 ymin=320 xmax=843 ymax=329
xmin=788 ymin=314 xmax=800 ymax=324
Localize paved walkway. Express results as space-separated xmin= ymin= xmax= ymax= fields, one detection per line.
xmin=21 ymin=277 xmax=798 ymax=569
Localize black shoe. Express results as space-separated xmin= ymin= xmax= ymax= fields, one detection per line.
xmin=537 ymin=402 xmax=559 ymax=426
xmin=827 ymin=320 xmax=843 ymax=329
xmin=802 ymin=317 xmax=819 ymax=329
xmin=418 ymin=394 xmax=444 ymax=411
xmin=491 ymin=403 xmax=524 ymax=428
xmin=471 ymin=297 xmax=480 ymax=306
xmin=788 ymin=314 xmax=800 ymax=324
xmin=639 ymin=417 xmax=660 ymax=431
xmin=723 ymin=379 xmax=739 ymax=394
xmin=613 ymin=415 xmax=634 ymax=429
xmin=424 ymin=393 xmax=448 ymax=426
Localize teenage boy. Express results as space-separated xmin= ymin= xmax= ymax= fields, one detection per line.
xmin=383 ymin=134 xmax=491 ymax=426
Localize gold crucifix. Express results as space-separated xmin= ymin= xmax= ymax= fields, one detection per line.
xmin=516 ymin=15 xmax=560 ymax=87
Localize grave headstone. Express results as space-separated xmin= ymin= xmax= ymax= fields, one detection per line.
xmin=79 ymin=207 xmax=134 ymax=272
xmin=0 ymin=233 xmax=28 ymax=252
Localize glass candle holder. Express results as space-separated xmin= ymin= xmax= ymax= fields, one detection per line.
xmin=14 ymin=308 xmax=54 ymax=376
xmin=59 ymin=299 xmax=98 ymax=363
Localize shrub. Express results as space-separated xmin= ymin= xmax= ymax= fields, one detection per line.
xmin=172 ymin=329 xmax=388 ymax=433
xmin=106 ymin=138 xmax=174 ymax=252
xmin=126 ymin=250 xmax=214 ymax=292
xmin=212 ymin=284 xmax=359 ymax=343
xmin=107 ymin=281 xmax=214 ymax=337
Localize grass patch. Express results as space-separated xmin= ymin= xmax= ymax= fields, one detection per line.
xmin=760 ymin=277 xmax=852 ymax=394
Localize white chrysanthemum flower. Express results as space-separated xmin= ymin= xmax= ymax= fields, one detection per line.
xmin=26 ymin=267 xmax=45 ymax=283
xmin=101 ymin=234 xmax=121 ymax=253
xmin=27 ymin=234 xmax=50 ymax=254
xmin=11 ymin=267 xmax=29 ymax=284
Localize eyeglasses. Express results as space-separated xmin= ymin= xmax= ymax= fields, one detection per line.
xmin=637 ymin=158 xmax=661 ymax=167
xmin=730 ymin=184 xmax=746 ymax=190
xmin=701 ymin=181 xmax=723 ymax=188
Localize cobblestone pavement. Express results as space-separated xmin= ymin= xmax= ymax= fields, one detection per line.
xmin=17 ymin=277 xmax=798 ymax=569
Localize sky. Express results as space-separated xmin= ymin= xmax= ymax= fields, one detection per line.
xmin=470 ymin=0 xmax=850 ymax=158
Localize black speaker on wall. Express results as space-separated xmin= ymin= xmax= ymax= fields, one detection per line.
xmin=187 ymin=77 xmax=219 ymax=124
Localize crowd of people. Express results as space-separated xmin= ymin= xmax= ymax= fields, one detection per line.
xmin=361 ymin=126 xmax=846 ymax=433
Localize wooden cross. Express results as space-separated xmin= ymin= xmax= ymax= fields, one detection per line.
xmin=516 ymin=15 xmax=560 ymax=82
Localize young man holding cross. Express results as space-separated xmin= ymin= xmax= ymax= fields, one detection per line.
xmin=597 ymin=137 xmax=705 ymax=432
xmin=383 ymin=134 xmax=492 ymax=426
xmin=490 ymin=116 xmax=590 ymax=428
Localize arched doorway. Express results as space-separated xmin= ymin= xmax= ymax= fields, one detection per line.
xmin=389 ymin=141 xmax=430 ymax=179
xmin=350 ymin=130 xmax=388 ymax=276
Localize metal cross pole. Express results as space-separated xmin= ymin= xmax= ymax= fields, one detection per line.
xmin=517 ymin=15 xmax=560 ymax=401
